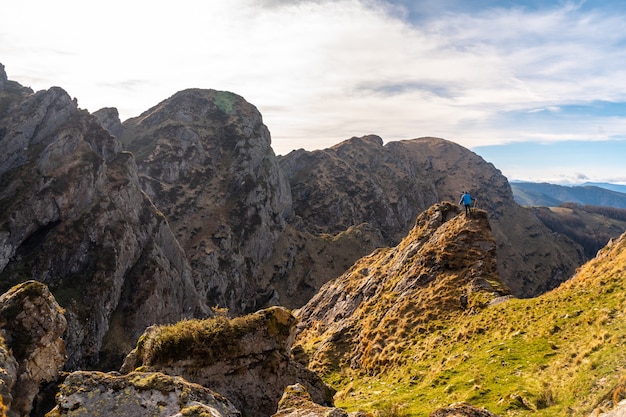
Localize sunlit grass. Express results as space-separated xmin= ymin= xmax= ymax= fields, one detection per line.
xmin=321 ymin=236 xmax=626 ymax=416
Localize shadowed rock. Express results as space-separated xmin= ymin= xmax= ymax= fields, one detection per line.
xmin=0 ymin=281 xmax=66 ymax=417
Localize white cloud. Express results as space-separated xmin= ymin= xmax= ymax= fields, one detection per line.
xmin=2 ymin=0 xmax=626 ymax=157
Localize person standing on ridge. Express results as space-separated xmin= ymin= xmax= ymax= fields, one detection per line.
xmin=459 ymin=191 xmax=475 ymax=216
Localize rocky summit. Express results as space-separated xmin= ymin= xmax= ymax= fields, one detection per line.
xmin=118 ymin=88 xmax=293 ymax=314
xmin=294 ymin=202 xmax=509 ymax=375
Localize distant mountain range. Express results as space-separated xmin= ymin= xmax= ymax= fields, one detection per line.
xmin=581 ymin=181 xmax=626 ymax=194
xmin=511 ymin=181 xmax=626 ymax=208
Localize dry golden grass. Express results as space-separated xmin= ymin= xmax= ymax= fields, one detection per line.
xmin=296 ymin=203 xmax=507 ymax=376
xmin=294 ymin=206 xmax=626 ymax=416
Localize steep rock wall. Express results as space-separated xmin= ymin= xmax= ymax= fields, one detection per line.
xmin=120 ymin=89 xmax=293 ymax=314
xmin=0 ymin=73 xmax=208 ymax=369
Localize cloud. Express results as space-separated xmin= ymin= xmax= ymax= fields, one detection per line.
xmin=2 ymin=0 xmax=626 ymax=157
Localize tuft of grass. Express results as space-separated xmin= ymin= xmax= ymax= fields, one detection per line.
xmin=137 ymin=306 xmax=294 ymax=366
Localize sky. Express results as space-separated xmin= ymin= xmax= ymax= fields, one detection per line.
xmin=1 ymin=0 xmax=626 ymax=184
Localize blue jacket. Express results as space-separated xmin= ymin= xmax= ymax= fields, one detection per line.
xmin=460 ymin=193 xmax=473 ymax=205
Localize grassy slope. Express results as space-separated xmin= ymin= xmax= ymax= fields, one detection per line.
xmin=326 ymin=235 xmax=626 ymax=416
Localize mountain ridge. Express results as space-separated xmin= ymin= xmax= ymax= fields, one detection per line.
xmin=511 ymin=181 xmax=626 ymax=208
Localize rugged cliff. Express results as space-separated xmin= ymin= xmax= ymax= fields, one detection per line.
xmin=0 ymin=281 xmax=66 ymax=417
xmin=0 ymin=66 xmax=208 ymax=369
xmin=280 ymin=135 xmax=584 ymax=297
xmin=118 ymin=89 xmax=293 ymax=313
xmin=294 ymin=202 xmax=509 ymax=374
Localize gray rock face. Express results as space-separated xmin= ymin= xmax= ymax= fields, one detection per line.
xmin=0 ymin=63 xmax=6 ymax=89
xmin=0 ymin=281 xmax=66 ymax=417
xmin=0 ymin=78 xmax=208 ymax=369
xmin=47 ymin=371 xmax=241 ymax=417
xmin=93 ymin=107 xmax=124 ymax=138
xmin=120 ymin=89 xmax=293 ymax=314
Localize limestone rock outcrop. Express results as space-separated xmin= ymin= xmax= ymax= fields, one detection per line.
xmin=93 ymin=107 xmax=124 ymax=138
xmin=591 ymin=400 xmax=626 ymax=417
xmin=295 ymin=202 xmax=509 ymax=374
xmin=0 ymin=68 xmax=208 ymax=369
xmin=0 ymin=281 xmax=66 ymax=417
xmin=47 ymin=370 xmax=241 ymax=417
xmin=280 ymin=135 xmax=584 ymax=297
xmin=122 ymin=306 xmax=334 ymax=417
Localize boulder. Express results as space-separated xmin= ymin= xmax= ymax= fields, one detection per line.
xmin=46 ymin=370 xmax=241 ymax=417
xmin=0 ymin=281 xmax=66 ymax=417
xmin=272 ymin=383 xmax=367 ymax=417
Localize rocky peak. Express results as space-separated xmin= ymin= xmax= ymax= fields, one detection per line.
xmin=121 ymin=88 xmax=293 ymax=313
xmin=294 ymin=202 xmax=509 ymax=374
xmin=93 ymin=107 xmax=123 ymax=138
xmin=0 ymin=63 xmax=7 ymax=88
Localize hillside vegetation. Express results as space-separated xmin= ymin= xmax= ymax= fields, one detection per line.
xmin=533 ymin=203 xmax=626 ymax=259
xmin=314 ymin=231 xmax=626 ymax=416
